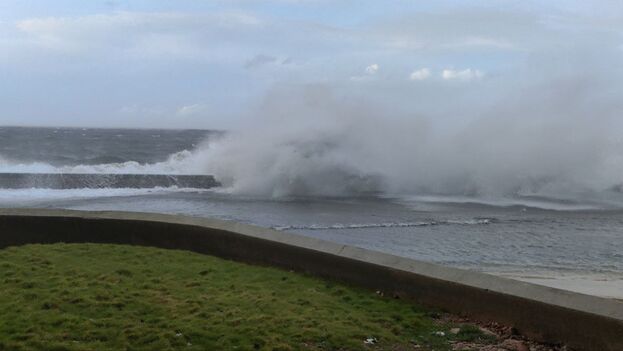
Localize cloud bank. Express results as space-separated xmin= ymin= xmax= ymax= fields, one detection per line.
xmin=2 ymin=2 xmax=621 ymax=128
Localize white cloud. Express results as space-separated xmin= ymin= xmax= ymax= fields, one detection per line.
xmin=441 ymin=68 xmax=484 ymax=81
xmin=13 ymin=11 xmax=263 ymax=58
xmin=350 ymin=63 xmax=380 ymax=81
xmin=369 ymin=10 xmax=546 ymax=53
xmin=3 ymin=3 xmax=623 ymax=129
xmin=450 ymin=36 xmax=517 ymax=50
xmin=176 ymin=103 xmax=210 ymax=117
xmin=365 ymin=63 xmax=379 ymax=75
xmin=409 ymin=68 xmax=431 ymax=81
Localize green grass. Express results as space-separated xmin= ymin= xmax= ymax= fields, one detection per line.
xmin=0 ymin=243 xmax=493 ymax=351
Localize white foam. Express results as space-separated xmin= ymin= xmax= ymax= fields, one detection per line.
xmin=273 ymin=218 xmax=493 ymax=231
xmin=396 ymin=195 xmax=606 ymax=211
xmin=0 ymin=149 xmax=206 ymax=175
xmin=0 ymin=187 xmax=208 ymax=204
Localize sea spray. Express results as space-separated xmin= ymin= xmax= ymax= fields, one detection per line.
xmin=195 ymin=81 xmax=623 ymax=198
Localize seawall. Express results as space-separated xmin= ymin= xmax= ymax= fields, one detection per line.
xmin=0 ymin=208 xmax=621 ymax=350
xmin=0 ymin=173 xmax=219 ymax=189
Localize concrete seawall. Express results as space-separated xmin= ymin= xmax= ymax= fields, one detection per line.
xmin=0 ymin=173 xmax=219 ymax=189
xmin=0 ymin=208 xmax=621 ymax=351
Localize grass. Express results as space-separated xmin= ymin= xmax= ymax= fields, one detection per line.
xmin=0 ymin=243 xmax=494 ymax=351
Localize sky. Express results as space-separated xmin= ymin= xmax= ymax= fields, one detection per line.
xmin=0 ymin=0 xmax=622 ymax=129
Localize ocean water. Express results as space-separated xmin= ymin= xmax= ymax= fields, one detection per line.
xmin=2 ymin=127 xmax=622 ymax=298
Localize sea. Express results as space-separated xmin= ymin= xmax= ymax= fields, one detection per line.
xmin=1 ymin=126 xmax=622 ymax=299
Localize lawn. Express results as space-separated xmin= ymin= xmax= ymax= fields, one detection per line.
xmin=0 ymin=243 xmax=493 ymax=351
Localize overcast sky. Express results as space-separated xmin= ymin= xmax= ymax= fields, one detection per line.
xmin=0 ymin=0 xmax=622 ymax=129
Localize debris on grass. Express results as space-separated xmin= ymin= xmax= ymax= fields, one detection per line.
xmin=363 ymin=337 xmax=378 ymax=345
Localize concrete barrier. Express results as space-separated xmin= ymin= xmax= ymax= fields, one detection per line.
xmin=0 ymin=208 xmax=621 ymax=351
xmin=0 ymin=173 xmax=219 ymax=189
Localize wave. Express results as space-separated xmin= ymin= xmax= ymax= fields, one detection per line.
xmin=2 ymin=136 xmax=623 ymax=208
xmin=273 ymin=218 xmax=494 ymax=231
xmin=395 ymin=195 xmax=612 ymax=211
xmin=181 ymin=80 xmax=623 ymax=200
xmin=0 ymin=186 xmax=208 ymax=204
xmin=0 ymin=149 xmax=205 ymax=175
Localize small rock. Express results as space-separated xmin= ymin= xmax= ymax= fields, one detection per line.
xmin=433 ymin=331 xmax=446 ymax=337
xmin=410 ymin=339 xmax=422 ymax=348
xmin=501 ymin=339 xmax=529 ymax=351
xmin=479 ymin=326 xmax=498 ymax=337
xmin=480 ymin=346 xmax=506 ymax=351
xmin=450 ymin=328 xmax=461 ymax=334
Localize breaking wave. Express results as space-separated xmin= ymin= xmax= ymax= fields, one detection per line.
xmin=0 ymin=150 xmax=203 ymax=175
xmin=186 ymin=82 xmax=623 ymax=201
xmin=273 ymin=218 xmax=494 ymax=231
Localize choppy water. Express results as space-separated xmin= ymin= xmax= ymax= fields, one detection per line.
xmin=2 ymin=127 xmax=622 ymax=298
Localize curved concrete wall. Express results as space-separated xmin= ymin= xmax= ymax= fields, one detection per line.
xmin=0 ymin=208 xmax=621 ymax=351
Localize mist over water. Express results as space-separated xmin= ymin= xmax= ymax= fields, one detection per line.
xmin=192 ymin=69 xmax=623 ymax=201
